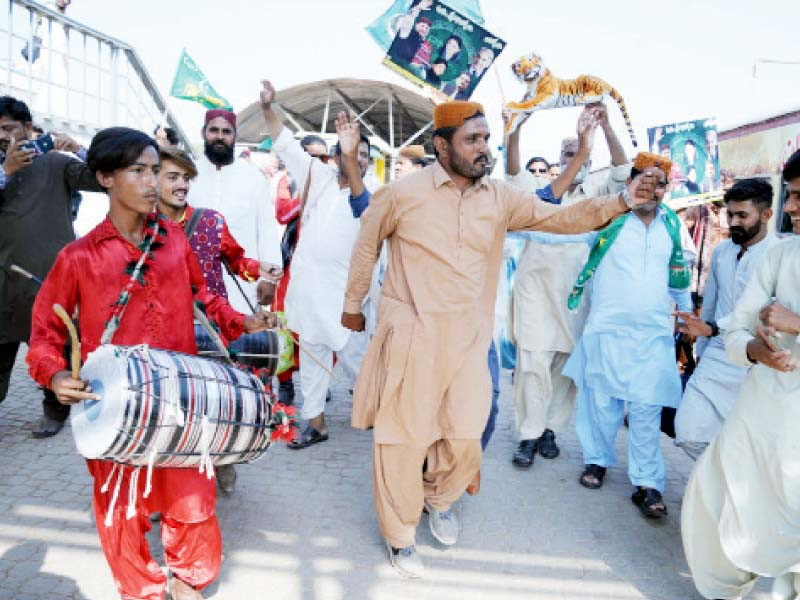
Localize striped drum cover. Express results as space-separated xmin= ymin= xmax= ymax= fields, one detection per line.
xmin=71 ymin=345 xmax=273 ymax=467
xmin=194 ymin=324 xmax=279 ymax=374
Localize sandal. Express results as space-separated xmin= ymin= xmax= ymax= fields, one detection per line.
xmin=579 ymin=464 xmax=606 ymax=489
xmin=288 ymin=425 xmax=329 ymax=450
xmin=631 ymin=487 xmax=668 ymax=518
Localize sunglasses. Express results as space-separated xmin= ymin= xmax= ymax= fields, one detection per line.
xmin=529 ymin=167 xmax=549 ymax=175
xmin=309 ymin=153 xmax=329 ymax=164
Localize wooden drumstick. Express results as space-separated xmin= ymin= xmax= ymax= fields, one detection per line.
xmin=278 ymin=323 xmax=337 ymax=380
xmin=193 ymin=306 xmax=235 ymax=366
xmin=52 ymin=304 xmax=81 ymax=379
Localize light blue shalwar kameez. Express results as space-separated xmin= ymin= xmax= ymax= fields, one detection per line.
xmin=532 ymin=209 xmax=692 ymax=492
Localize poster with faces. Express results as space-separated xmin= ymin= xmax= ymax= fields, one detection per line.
xmin=383 ymin=0 xmax=505 ymax=101
xmin=648 ymin=117 xmax=721 ymax=204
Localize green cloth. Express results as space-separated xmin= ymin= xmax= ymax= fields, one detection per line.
xmin=169 ymin=49 xmax=232 ymax=110
xmin=567 ymin=205 xmax=691 ymax=310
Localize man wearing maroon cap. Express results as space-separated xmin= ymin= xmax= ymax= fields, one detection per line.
xmin=187 ymin=109 xmax=281 ymax=316
xmin=186 ymin=108 xmax=281 ymax=494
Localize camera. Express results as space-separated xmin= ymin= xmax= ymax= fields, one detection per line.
xmin=20 ymin=133 xmax=54 ymax=156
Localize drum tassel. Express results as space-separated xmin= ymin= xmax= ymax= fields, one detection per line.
xmin=103 ymin=465 xmax=124 ymax=527
xmin=144 ymin=450 xmax=156 ymax=498
xmin=126 ymin=467 xmax=141 ymax=520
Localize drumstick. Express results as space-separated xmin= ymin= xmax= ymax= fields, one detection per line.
xmin=193 ymin=306 xmax=235 ymax=366
xmin=278 ymin=323 xmax=337 ymax=379
xmin=52 ymin=304 xmax=81 ymax=379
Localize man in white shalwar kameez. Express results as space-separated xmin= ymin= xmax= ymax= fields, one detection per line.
xmin=258 ymin=81 xmax=368 ymax=448
xmin=187 ymin=109 xmax=282 ymax=314
xmin=675 ymin=178 xmax=779 ymax=459
xmin=681 ymin=150 xmax=800 ymax=599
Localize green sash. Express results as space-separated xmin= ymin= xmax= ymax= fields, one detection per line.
xmin=567 ymin=205 xmax=691 ymax=310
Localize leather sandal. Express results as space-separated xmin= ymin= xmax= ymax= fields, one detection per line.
xmin=579 ymin=464 xmax=606 ymax=489
xmin=631 ymin=487 xmax=668 ymax=518
xmin=288 ymin=425 xmax=329 ymax=450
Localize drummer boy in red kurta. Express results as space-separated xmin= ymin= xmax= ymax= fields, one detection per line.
xmin=26 ymin=127 xmax=273 ymax=600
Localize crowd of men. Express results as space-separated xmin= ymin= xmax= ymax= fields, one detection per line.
xmin=1 ymin=82 xmax=800 ymax=600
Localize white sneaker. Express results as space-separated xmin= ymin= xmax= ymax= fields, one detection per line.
xmin=425 ymin=501 xmax=459 ymax=546
xmin=386 ymin=540 xmax=425 ymax=578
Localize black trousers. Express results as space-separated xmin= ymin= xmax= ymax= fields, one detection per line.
xmin=0 ymin=341 xmax=69 ymax=421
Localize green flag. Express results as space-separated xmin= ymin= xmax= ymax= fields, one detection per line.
xmin=169 ymin=49 xmax=232 ymax=110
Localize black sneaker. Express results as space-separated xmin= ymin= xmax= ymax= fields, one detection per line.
xmin=538 ymin=429 xmax=560 ymax=459
xmin=512 ymin=439 xmax=537 ymax=467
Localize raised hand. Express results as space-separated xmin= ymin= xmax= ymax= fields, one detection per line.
xmin=334 ymin=111 xmax=361 ymax=158
xmin=576 ymin=107 xmax=599 ymax=153
xmin=586 ymin=102 xmax=609 ymax=126
xmin=260 ymin=80 xmax=276 ymax=109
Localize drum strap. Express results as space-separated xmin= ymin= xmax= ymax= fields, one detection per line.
xmin=184 ymin=207 xmax=207 ymax=240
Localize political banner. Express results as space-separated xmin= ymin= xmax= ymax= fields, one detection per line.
xmin=366 ymin=0 xmax=484 ymax=52
xmin=648 ymin=117 xmax=721 ymax=206
xmin=382 ymin=0 xmax=505 ymax=100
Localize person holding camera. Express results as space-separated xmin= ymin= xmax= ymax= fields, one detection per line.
xmin=0 ymin=95 xmax=102 ymax=437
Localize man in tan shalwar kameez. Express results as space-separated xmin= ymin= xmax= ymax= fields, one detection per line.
xmin=340 ymin=100 xmax=660 ymax=578
xmin=681 ymin=151 xmax=800 ymax=599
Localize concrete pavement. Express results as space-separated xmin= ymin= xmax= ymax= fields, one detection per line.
xmin=0 ymin=349 xmax=771 ymax=599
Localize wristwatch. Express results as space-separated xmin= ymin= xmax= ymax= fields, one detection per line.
xmin=707 ymin=321 xmax=720 ymax=337
xmin=619 ymin=189 xmax=636 ymax=210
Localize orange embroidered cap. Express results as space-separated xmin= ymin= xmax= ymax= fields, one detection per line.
xmin=433 ymin=101 xmax=485 ymax=130
xmin=398 ymin=145 xmax=426 ymax=159
xmin=633 ymin=151 xmax=672 ymax=176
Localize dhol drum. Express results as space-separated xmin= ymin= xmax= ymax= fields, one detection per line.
xmin=194 ymin=324 xmax=279 ymax=374
xmin=71 ymin=344 xmax=273 ymax=468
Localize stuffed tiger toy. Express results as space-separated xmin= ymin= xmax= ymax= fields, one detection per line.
xmin=504 ymin=52 xmax=638 ymax=147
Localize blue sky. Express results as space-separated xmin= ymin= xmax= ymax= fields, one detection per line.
xmin=66 ymin=0 xmax=800 ymax=165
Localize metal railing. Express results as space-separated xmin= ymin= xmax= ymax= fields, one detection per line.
xmin=0 ymin=0 xmax=189 ymax=148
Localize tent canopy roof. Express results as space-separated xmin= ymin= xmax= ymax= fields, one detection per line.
xmin=236 ymin=78 xmax=435 ymax=155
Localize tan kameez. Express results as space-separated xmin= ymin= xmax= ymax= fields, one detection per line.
xmin=343 ymin=162 xmax=628 ymax=546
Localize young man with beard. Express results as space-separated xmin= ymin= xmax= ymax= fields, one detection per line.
xmin=340 ymin=100 xmax=658 ymax=577
xmin=186 ymin=109 xmax=281 ymax=315
xmin=681 ymin=150 xmax=800 ymax=600
xmin=259 ymin=81 xmax=370 ymax=449
xmin=561 ymin=153 xmax=693 ymax=520
xmin=0 ymin=95 xmax=104 ymax=438
xmin=674 ymin=178 xmax=779 ymax=460
xmin=504 ymin=102 xmax=630 ymax=470
xmin=26 ymin=127 xmax=272 ymax=600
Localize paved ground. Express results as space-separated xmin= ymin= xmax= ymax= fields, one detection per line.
xmin=0 ymin=348 xmax=771 ymax=600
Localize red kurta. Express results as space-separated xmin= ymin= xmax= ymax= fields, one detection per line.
xmin=26 ymin=215 xmax=243 ymax=599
